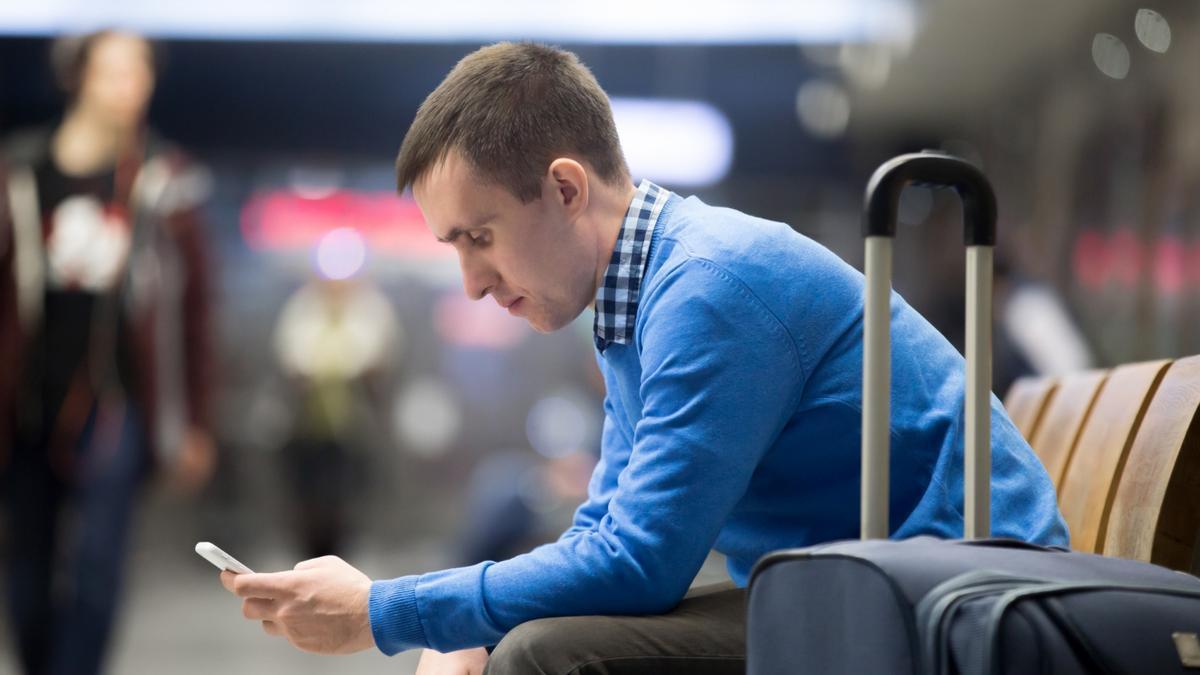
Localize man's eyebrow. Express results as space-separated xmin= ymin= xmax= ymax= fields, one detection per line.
xmin=436 ymin=228 xmax=466 ymax=244
xmin=435 ymin=214 xmax=496 ymax=243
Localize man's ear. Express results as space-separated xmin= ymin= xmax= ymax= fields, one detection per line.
xmin=547 ymin=158 xmax=589 ymax=221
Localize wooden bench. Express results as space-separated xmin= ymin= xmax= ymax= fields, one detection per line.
xmin=1102 ymin=355 xmax=1200 ymax=573
xmin=1002 ymin=375 xmax=1059 ymax=442
xmin=1056 ymin=359 xmax=1172 ymax=553
xmin=1027 ymin=369 xmax=1109 ymax=490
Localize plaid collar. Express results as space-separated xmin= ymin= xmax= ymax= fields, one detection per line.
xmin=593 ymin=179 xmax=671 ymax=352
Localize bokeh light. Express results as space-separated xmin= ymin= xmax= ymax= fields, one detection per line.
xmin=392 ymin=377 xmax=462 ymax=458
xmin=1092 ymin=33 xmax=1131 ymax=80
xmin=315 ymin=227 xmax=366 ymax=280
xmin=525 ymin=389 xmax=600 ymax=459
xmin=795 ymin=80 xmax=851 ymax=139
xmin=1134 ymin=9 xmax=1171 ymax=53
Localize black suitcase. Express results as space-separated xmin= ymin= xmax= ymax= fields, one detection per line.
xmin=745 ymin=152 xmax=1200 ymax=675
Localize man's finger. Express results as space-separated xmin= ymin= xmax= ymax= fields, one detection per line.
xmin=230 ymin=571 xmax=296 ymax=599
xmin=219 ymin=570 xmax=238 ymax=593
xmin=242 ymin=597 xmax=276 ymax=621
xmin=261 ymin=620 xmax=282 ymax=637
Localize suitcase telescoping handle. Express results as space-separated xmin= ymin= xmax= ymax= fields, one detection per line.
xmin=860 ymin=151 xmax=998 ymax=541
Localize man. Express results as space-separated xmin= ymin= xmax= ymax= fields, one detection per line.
xmin=1 ymin=30 xmax=215 ymax=674
xmin=220 ymin=42 xmax=1067 ymax=674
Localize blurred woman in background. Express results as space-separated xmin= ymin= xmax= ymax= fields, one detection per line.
xmin=0 ymin=30 xmax=215 ymax=674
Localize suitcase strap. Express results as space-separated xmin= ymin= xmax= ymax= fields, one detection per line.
xmin=981 ymin=581 xmax=1200 ymax=675
xmin=918 ymin=569 xmax=1200 ymax=675
xmin=917 ymin=570 xmax=1047 ymax=675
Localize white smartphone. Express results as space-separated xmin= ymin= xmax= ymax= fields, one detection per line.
xmin=195 ymin=541 xmax=254 ymax=574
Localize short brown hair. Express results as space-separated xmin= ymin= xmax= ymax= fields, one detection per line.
xmin=395 ymin=42 xmax=628 ymax=203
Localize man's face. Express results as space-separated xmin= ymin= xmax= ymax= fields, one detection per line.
xmin=413 ymin=150 xmax=599 ymax=333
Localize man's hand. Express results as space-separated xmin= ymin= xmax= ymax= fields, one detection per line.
xmin=170 ymin=426 xmax=217 ymax=495
xmin=416 ymin=647 xmax=490 ymax=675
xmin=220 ymin=556 xmax=375 ymax=655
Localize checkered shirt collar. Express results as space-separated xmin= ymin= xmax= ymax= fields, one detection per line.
xmin=593 ymin=179 xmax=671 ymax=352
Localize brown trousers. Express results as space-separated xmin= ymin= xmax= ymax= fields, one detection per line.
xmin=484 ymin=582 xmax=746 ymax=675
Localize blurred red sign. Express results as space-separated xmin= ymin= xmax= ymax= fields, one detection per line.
xmin=240 ymin=189 xmax=452 ymax=259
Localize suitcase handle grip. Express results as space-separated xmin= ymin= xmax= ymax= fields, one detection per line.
xmin=860 ymin=152 xmax=996 ymax=541
xmin=863 ymin=151 xmax=997 ymax=246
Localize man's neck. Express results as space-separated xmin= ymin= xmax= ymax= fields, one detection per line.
xmin=592 ymin=179 xmax=639 ymax=290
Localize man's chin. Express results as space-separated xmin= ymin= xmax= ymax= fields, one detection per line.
xmin=526 ymin=317 xmax=559 ymax=334
xmin=525 ymin=310 xmax=575 ymax=334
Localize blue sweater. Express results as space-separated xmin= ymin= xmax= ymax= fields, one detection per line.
xmin=368 ymin=194 xmax=1069 ymax=654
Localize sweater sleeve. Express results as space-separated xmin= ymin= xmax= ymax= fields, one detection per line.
xmin=557 ymin=387 xmax=632 ymax=541
xmin=368 ymin=258 xmax=802 ymax=655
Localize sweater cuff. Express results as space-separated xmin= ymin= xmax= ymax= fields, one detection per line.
xmin=369 ymin=576 xmax=427 ymax=655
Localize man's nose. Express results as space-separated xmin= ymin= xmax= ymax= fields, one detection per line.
xmin=459 ymin=252 xmax=497 ymax=301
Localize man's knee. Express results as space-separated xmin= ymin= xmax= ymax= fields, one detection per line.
xmin=486 ymin=617 xmax=581 ymax=675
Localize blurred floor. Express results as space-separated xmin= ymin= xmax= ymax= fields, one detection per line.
xmin=0 ymin=487 xmax=729 ymax=675
xmin=0 ymin=484 xmax=430 ymax=674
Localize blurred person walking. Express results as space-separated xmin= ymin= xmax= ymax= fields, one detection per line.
xmin=0 ymin=30 xmax=215 ymax=675
xmin=273 ymin=274 xmax=399 ymax=559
